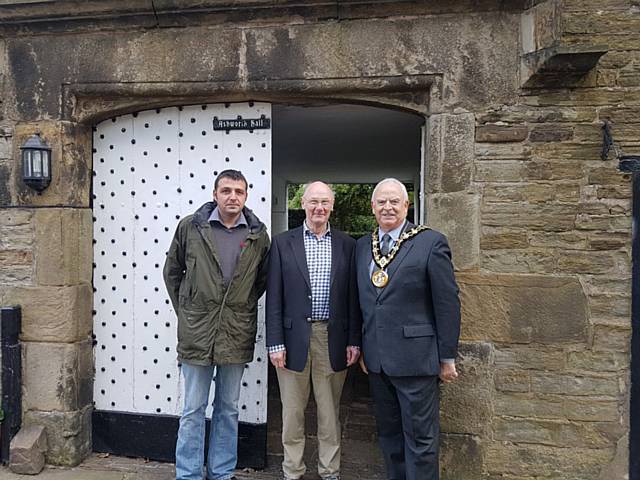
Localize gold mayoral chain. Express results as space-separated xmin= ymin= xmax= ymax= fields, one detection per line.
xmin=371 ymin=225 xmax=431 ymax=288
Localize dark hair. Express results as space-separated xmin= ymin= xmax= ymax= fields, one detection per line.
xmin=214 ymin=169 xmax=248 ymax=190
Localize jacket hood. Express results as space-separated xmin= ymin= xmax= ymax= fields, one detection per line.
xmin=192 ymin=201 xmax=266 ymax=235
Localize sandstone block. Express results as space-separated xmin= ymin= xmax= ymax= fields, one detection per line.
xmin=529 ymin=125 xmax=574 ymax=142
xmin=494 ymin=417 xmax=620 ymax=449
xmin=481 ymin=249 xmax=555 ymax=274
xmin=556 ymin=251 xmax=616 ymax=274
xmin=440 ymin=113 xmax=475 ymax=192
xmin=0 ymin=209 xmax=33 ymax=250
xmin=531 ymin=372 xmax=619 ymax=397
xmin=592 ymin=325 xmax=631 ymax=353
xmin=563 ymin=397 xmax=620 ymax=422
xmin=426 ymin=192 xmax=480 ymax=270
xmin=568 ymin=350 xmax=628 ymax=373
xmin=526 ymin=161 xmax=584 ymax=181
xmin=485 ymin=442 xmax=614 ymax=478
xmin=459 ymin=273 xmax=588 ymax=344
xmin=495 ymin=393 xmax=565 ymax=419
xmin=475 ymin=142 xmax=531 ymax=161
xmin=480 ymin=230 xmax=528 ymax=250
xmin=475 ymin=161 xmax=525 ymax=182
xmin=575 ymin=213 xmax=630 ymax=232
xmin=8 ymin=285 xmax=92 ymax=343
xmin=441 ymin=433 xmax=484 ymax=480
xmin=494 ymin=369 xmax=530 ymax=393
xmin=441 ymin=342 xmax=493 ymax=436
xmin=35 ymin=208 xmax=92 ymax=286
xmin=475 ymin=124 xmax=528 ymax=143
xmin=9 ymin=425 xmax=47 ymax=475
xmin=494 ymin=346 xmax=565 ymax=371
xmin=588 ymin=293 xmax=631 ymax=318
xmin=23 ymin=339 xmax=93 ymax=412
xmin=24 ymin=406 xmax=91 ymax=466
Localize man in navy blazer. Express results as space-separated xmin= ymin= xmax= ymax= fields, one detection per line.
xmin=357 ymin=178 xmax=461 ymax=480
xmin=266 ymin=181 xmax=362 ymax=480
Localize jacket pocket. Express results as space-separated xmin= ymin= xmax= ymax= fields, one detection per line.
xmin=283 ymin=317 xmax=293 ymax=329
xmin=403 ymin=324 xmax=434 ymax=338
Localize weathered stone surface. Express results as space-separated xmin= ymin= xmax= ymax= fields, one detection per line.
xmin=531 ymin=372 xmax=620 ymax=397
xmin=494 ymin=417 xmax=622 ymax=448
xmin=575 ymin=213 xmax=630 ymax=232
xmin=475 ymin=124 xmax=528 ymax=142
xmin=567 ymin=350 xmax=629 ymax=373
xmin=475 ymin=142 xmax=531 ymax=160
xmin=23 ymin=339 xmax=93 ymax=412
xmin=13 ymin=123 xmax=92 ymax=208
xmin=24 ymin=406 xmax=91 ymax=466
xmin=426 ymin=193 xmax=480 ymax=270
xmin=494 ymin=369 xmax=530 ymax=393
xmin=529 ymin=125 xmax=574 ymax=142
xmin=475 ymin=161 xmax=526 ymax=182
xmin=556 ymin=251 xmax=616 ymax=274
xmin=589 ymin=293 xmax=631 ymax=318
xmin=440 ymin=113 xmax=475 ymax=192
xmin=9 ymin=425 xmax=47 ymax=475
xmin=35 ymin=208 xmax=92 ymax=286
xmin=495 ymin=393 xmax=620 ymax=422
xmin=441 ymin=433 xmax=484 ymax=480
xmin=481 ymin=248 xmax=555 ymax=273
xmin=495 ymin=345 xmax=565 ymax=371
xmin=592 ymin=324 xmax=632 ymax=353
xmin=0 ymin=209 xmax=33 ymax=249
xmin=483 ymin=182 xmax=580 ymax=203
xmin=528 ymin=231 xmax=587 ymax=249
xmin=485 ymin=442 xmax=614 ymax=478
xmin=5 ymin=285 xmax=92 ymax=343
xmin=482 ymin=202 xmax=578 ymax=231
xmin=459 ymin=273 xmax=588 ymax=344
xmin=480 ymin=229 xmax=529 ymax=249
xmin=441 ymin=342 xmax=493 ymax=435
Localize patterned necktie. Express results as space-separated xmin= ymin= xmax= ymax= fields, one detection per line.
xmin=381 ymin=234 xmax=392 ymax=256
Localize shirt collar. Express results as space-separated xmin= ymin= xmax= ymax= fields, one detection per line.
xmin=378 ymin=220 xmax=406 ymax=242
xmin=303 ymin=221 xmax=331 ymax=238
xmin=208 ymin=207 xmax=247 ymax=228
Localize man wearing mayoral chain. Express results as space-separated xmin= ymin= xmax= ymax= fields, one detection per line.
xmin=356 ymin=177 xmax=461 ymax=480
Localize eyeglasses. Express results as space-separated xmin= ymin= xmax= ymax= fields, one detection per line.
xmin=305 ymin=199 xmax=332 ymax=208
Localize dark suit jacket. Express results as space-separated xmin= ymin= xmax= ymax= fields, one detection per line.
xmin=356 ymin=223 xmax=461 ymax=377
xmin=266 ymin=226 xmax=362 ymax=372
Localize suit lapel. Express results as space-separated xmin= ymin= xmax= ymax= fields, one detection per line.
xmin=377 ymin=221 xmax=415 ymax=298
xmin=360 ymin=234 xmax=378 ymax=296
xmin=290 ymin=228 xmax=311 ymax=290
xmin=330 ymin=232 xmax=343 ymax=289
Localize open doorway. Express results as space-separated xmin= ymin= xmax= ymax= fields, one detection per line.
xmin=267 ymin=102 xmax=424 ymax=475
xmin=271 ymin=103 xmax=424 ymax=235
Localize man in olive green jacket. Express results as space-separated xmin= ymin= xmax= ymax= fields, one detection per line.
xmin=163 ymin=169 xmax=270 ymax=480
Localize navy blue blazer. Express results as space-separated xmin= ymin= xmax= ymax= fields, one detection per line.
xmin=356 ymin=224 xmax=461 ymax=377
xmin=266 ymin=226 xmax=362 ymax=372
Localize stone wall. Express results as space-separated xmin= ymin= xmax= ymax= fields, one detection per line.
xmin=0 ymin=0 xmax=636 ymax=477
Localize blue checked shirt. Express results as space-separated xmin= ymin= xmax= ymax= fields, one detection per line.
xmin=268 ymin=222 xmax=332 ymax=354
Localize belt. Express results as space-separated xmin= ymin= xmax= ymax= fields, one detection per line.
xmin=306 ymin=317 xmax=328 ymax=322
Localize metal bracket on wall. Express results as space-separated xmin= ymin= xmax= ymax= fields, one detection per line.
xmin=0 ymin=306 xmax=22 ymax=464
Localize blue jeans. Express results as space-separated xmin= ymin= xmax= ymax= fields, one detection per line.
xmin=175 ymin=362 xmax=245 ymax=480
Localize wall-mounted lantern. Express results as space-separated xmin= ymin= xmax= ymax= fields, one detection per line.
xmin=20 ymin=133 xmax=52 ymax=192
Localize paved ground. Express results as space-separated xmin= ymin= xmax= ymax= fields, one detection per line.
xmin=0 ymin=367 xmax=385 ymax=479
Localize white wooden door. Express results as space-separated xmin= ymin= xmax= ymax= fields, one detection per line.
xmin=92 ymin=102 xmax=271 ymax=461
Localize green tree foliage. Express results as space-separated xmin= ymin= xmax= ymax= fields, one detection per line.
xmin=288 ymin=182 xmax=416 ymax=238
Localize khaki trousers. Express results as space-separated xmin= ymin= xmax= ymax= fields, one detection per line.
xmin=276 ymin=322 xmax=348 ymax=479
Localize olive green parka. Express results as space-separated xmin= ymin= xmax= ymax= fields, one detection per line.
xmin=163 ymin=201 xmax=270 ymax=366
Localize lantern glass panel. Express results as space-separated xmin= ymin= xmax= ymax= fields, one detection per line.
xmin=23 ymin=150 xmax=32 ymax=178
xmin=33 ymin=150 xmax=42 ymax=176
xmin=42 ymin=150 xmax=49 ymax=177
